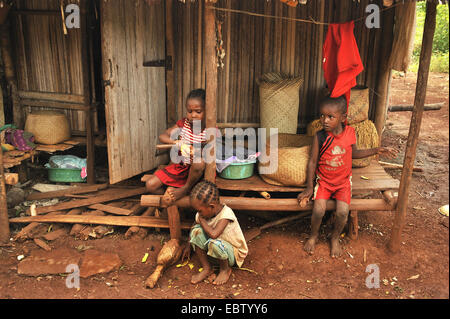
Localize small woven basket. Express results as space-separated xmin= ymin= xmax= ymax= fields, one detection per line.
xmin=25 ymin=111 xmax=71 ymax=145
xmin=259 ymin=73 xmax=303 ymax=139
xmin=258 ymin=133 xmax=312 ymax=186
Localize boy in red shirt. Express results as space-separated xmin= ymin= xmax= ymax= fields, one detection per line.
xmin=297 ymin=96 xmax=397 ymax=258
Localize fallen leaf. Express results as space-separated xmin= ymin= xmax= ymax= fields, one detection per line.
xmin=407 ymin=274 xmax=420 ymax=280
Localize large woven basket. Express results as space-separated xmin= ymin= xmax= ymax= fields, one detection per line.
xmin=351 ymin=120 xmax=379 ymax=167
xmin=25 ymin=111 xmax=71 ymax=145
xmin=258 ymin=133 xmax=312 ymax=186
xmin=259 ymin=73 xmax=303 ymax=139
xmin=321 ymin=86 xmax=369 ymax=125
xmin=305 ymin=119 xmax=379 ymax=168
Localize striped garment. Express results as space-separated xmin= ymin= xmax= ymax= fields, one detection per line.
xmin=177 ymin=118 xmax=207 ymax=145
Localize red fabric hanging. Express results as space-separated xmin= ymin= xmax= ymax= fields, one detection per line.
xmin=322 ymin=21 xmax=364 ymax=113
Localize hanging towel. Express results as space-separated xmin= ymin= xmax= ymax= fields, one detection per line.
xmin=322 ymin=21 xmax=364 ymax=113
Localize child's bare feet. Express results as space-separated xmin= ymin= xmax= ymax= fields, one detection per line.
xmin=330 ymin=237 xmax=342 ymax=258
xmin=191 ymin=266 xmax=214 ymax=284
xmin=162 ymin=187 xmax=188 ymax=206
xmin=213 ymin=266 xmax=232 ymax=285
xmin=304 ymin=235 xmax=318 ymax=254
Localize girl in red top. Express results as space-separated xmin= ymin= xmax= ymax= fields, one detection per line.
xmin=144 ymin=89 xmax=207 ymax=206
xmin=297 ymin=96 xmax=397 ymax=258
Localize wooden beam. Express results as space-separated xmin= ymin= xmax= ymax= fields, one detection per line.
xmin=9 ymin=214 xmax=192 ymax=230
xmin=204 ymin=1 xmax=217 ymax=182
xmin=388 ymin=1 xmax=437 ymax=253
xmin=141 ymin=195 xmax=396 ymax=212
xmin=32 ymin=187 xmax=147 ymax=215
xmin=18 ymin=91 xmax=85 ymax=104
xmin=87 ymin=204 xmax=133 ymax=216
xmin=26 ymin=184 xmax=108 ymax=201
xmin=388 ymin=102 xmax=443 ymax=112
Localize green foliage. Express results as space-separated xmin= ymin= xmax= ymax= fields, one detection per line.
xmin=410 ymin=2 xmax=449 ymax=73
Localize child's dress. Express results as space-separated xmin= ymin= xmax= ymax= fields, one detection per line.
xmin=313 ymin=125 xmax=356 ymax=205
xmin=154 ymin=118 xmax=206 ymax=187
xmin=189 ymin=204 xmax=248 ymax=267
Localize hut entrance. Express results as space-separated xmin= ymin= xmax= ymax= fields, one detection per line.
xmin=100 ymin=0 xmax=168 ymax=184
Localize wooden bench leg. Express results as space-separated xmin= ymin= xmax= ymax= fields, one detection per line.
xmin=167 ymin=205 xmax=181 ymax=240
xmin=348 ymin=210 xmax=359 ymax=240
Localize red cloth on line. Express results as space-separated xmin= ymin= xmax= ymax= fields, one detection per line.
xmin=322 ymin=21 xmax=364 ymax=113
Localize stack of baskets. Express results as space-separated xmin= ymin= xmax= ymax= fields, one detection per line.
xmin=306 ymin=87 xmax=379 ymax=168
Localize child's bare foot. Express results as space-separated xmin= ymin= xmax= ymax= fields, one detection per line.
xmin=330 ymin=237 xmax=342 ymax=258
xmin=162 ymin=187 xmax=188 ymax=206
xmin=304 ymin=235 xmax=318 ymax=254
xmin=191 ymin=266 xmax=214 ymax=284
xmin=213 ymin=267 xmax=232 ymax=285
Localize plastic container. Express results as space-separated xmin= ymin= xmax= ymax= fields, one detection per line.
xmin=219 ymin=160 xmax=256 ymax=180
xmin=47 ymin=168 xmax=86 ymax=183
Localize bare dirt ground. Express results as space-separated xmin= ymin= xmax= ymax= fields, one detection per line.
xmin=0 ymin=72 xmax=448 ymax=300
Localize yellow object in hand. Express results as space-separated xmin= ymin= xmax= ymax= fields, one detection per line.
xmin=180 ymin=144 xmax=193 ymax=157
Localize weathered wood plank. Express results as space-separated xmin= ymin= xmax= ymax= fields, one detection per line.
xmin=10 ymin=214 xmax=192 ymax=229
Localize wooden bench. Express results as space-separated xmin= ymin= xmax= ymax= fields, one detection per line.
xmin=140 ymin=161 xmax=399 ymax=240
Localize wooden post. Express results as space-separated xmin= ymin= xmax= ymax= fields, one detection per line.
xmin=348 ymin=211 xmax=358 ymax=240
xmin=388 ymin=1 xmax=437 ymax=253
xmin=0 ymin=21 xmax=23 ymax=128
xmin=374 ymin=8 xmax=395 ymax=138
xmin=81 ymin=2 xmax=95 ymax=184
xmin=167 ymin=205 xmax=181 ymax=240
xmin=204 ymin=1 xmax=217 ymax=182
xmin=0 ymin=147 xmax=10 ymax=243
xmin=165 ymin=0 xmax=177 ymax=126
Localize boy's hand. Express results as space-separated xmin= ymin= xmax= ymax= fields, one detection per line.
xmin=377 ymin=147 xmax=398 ymax=159
xmin=297 ymin=187 xmax=313 ymax=207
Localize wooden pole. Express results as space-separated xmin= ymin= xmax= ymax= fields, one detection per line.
xmin=141 ymin=195 xmax=396 ymax=212
xmin=388 ymin=1 xmax=437 ymax=253
xmin=204 ymin=1 xmax=217 ymax=182
xmin=374 ymin=8 xmax=395 ymax=138
xmin=165 ymin=0 xmax=177 ymax=126
xmin=0 ymin=21 xmax=23 ymax=128
xmin=81 ymin=2 xmax=95 ymax=184
xmin=0 ymin=147 xmax=10 ymax=243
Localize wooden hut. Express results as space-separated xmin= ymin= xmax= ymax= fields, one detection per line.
xmin=0 ymin=0 xmax=445 ymax=251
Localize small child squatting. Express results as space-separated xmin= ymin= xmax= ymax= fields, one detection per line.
xmin=297 ymin=96 xmax=398 ymax=258
xmin=182 ymin=180 xmax=248 ymax=285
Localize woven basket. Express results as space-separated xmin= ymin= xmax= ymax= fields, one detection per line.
xmin=258 ymin=133 xmax=312 ymax=186
xmin=351 ymin=120 xmax=379 ymax=168
xmin=25 ymin=111 xmax=71 ymax=145
xmin=321 ymin=86 xmax=369 ymax=125
xmin=305 ymin=119 xmax=379 ymax=168
xmin=259 ymin=73 xmax=303 ymax=139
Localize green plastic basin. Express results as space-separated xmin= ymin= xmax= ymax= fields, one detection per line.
xmin=47 ymin=168 xmax=86 ymax=183
xmin=219 ymin=160 xmax=256 ymax=180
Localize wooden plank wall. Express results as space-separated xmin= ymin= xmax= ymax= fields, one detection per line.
xmin=171 ymin=0 xmax=386 ymax=130
xmin=10 ymin=0 xmax=97 ymax=132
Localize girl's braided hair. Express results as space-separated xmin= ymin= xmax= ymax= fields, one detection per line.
xmin=190 ymin=180 xmax=220 ymax=205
